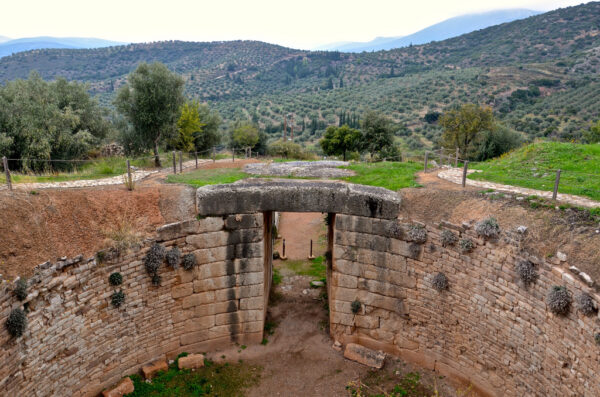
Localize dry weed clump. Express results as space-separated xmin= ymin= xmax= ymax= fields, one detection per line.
xmin=515 ymin=259 xmax=538 ymax=285
xmin=440 ymin=230 xmax=458 ymax=247
xmin=103 ymin=219 xmax=143 ymax=254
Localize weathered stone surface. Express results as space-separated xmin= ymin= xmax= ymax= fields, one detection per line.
xmin=142 ymin=360 xmax=168 ymax=379
xmin=196 ymin=179 xmax=400 ymax=219
xmin=102 ymin=377 xmax=134 ymax=397
xmin=178 ymin=354 xmax=206 ymax=370
xmin=157 ymin=217 xmax=224 ymax=241
xmin=344 ymin=343 xmax=386 ymax=368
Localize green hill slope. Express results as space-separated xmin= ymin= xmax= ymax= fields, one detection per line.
xmin=0 ymin=2 xmax=598 ymax=145
xmin=470 ymin=142 xmax=600 ymax=200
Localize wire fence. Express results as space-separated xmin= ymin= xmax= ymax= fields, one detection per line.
xmin=2 ymin=146 xmax=600 ymax=202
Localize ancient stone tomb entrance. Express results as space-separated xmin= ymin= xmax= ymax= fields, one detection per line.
xmin=195 ymin=179 xmax=401 ymax=342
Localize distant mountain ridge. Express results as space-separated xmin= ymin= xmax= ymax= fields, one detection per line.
xmin=317 ymin=9 xmax=542 ymax=52
xmin=0 ymin=36 xmax=126 ymax=58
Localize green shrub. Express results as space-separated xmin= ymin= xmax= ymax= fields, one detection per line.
xmin=109 ymin=272 xmax=123 ymax=286
xmin=473 ymin=125 xmax=524 ymax=161
xmin=515 ymin=260 xmax=538 ymax=285
xmin=547 ymin=286 xmax=572 ymax=315
xmin=111 ymin=290 xmax=126 ymax=308
xmin=440 ymin=230 xmax=457 ymax=247
xmin=6 ymin=308 xmax=27 ymax=337
xmin=14 ymin=278 xmax=27 ymax=301
xmin=182 ymin=253 xmax=197 ymax=271
xmin=475 ymin=217 xmax=500 ymax=239
xmin=351 ymin=300 xmax=361 ymax=314
xmin=166 ymin=247 xmax=181 ymax=269
xmin=576 ymin=292 xmax=596 ymax=316
xmin=459 ymin=238 xmax=475 ymax=253
xmin=408 ymin=225 xmax=427 ymax=243
xmin=144 ymin=243 xmax=166 ymax=284
xmin=595 ymin=333 xmax=600 ymax=345
xmin=432 ymin=272 xmax=448 ymax=291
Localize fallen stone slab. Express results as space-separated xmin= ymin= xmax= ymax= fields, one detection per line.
xmin=178 ymin=353 xmax=206 ymax=370
xmin=343 ymin=343 xmax=386 ymax=368
xmin=102 ymin=377 xmax=134 ymax=397
xmin=142 ymin=360 xmax=168 ymax=379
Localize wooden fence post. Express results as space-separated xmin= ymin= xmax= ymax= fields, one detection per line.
xmin=232 ymin=149 xmax=235 ymax=162
xmin=126 ymin=159 xmax=132 ymax=188
xmin=553 ymin=169 xmax=561 ymax=200
xmin=195 ymin=152 xmax=198 ymax=169
xmin=2 ymin=156 xmax=12 ymax=191
xmin=212 ymin=147 xmax=216 ymax=163
xmin=179 ymin=151 xmax=183 ymax=173
xmin=455 ymin=148 xmax=459 ymax=168
xmin=424 ymin=151 xmax=429 ymax=172
xmin=172 ymin=151 xmax=177 ymax=174
xmin=462 ymin=161 xmax=469 ymax=188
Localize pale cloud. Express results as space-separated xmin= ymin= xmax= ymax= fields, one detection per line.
xmin=2 ymin=0 xmax=592 ymax=49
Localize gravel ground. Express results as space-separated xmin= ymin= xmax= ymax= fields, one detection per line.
xmin=243 ymin=161 xmax=354 ymax=178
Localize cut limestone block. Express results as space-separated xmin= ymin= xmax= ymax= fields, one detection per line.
xmin=142 ymin=360 xmax=168 ymax=379
xmin=343 ymin=343 xmax=385 ymax=368
xmin=102 ymin=377 xmax=134 ymax=397
xmin=178 ymin=353 xmax=206 ymax=370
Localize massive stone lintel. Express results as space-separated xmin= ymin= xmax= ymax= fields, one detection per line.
xmin=196 ymin=179 xmax=400 ymax=219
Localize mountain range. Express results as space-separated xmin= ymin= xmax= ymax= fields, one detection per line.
xmin=0 ymin=2 xmax=598 ymax=147
xmin=0 ymin=37 xmax=125 ymax=58
xmin=316 ymin=9 xmax=542 ymax=52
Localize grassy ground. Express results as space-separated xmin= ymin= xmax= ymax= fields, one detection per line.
xmin=278 ymin=256 xmax=326 ymax=280
xmin=127 ymin=354 xmax=261 ymax=396
xmin=469 ymin=142 xmax=600 ymax=201
xmin=167 ymin=160 xmax=424 ymax=191
xmin=166 ymin=168 xmax=249 ymax=187
xmin=342 ymin=161 xmax=423 ymax=191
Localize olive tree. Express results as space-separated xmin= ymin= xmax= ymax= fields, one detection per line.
xmin=115 ymin=62 xmax=184 ymax=166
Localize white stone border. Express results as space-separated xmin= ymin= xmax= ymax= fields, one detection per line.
xmin=437 ymin=167 xmax=600 ymax=208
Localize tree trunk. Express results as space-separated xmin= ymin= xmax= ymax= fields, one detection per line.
xmin=343 ymin=149 xmax=346 ymax=161
xmin=153 ymin=140 xmax=161 ymax=168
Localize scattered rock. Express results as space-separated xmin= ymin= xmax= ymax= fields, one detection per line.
xmin=178 ymin=353 xmax=206 ymax=370
xmin=310 ymin=280 xmax=325 ymax=288
xmin=142 ymin=360 xmax=168 ymax=379
xmin=302 ymin=289 xmax=309 ymax=295
xmin=102 ymin=377 xmax=134 ymax=397
xmin=556 ymin=252 xmax=567 ymax=262
xmin=343 ymin=343 xmax=386 ymax=369
xmin=580 ymin=272 xmax=594 ymax=287
xmin=332 ymin=340 xmax=342 ymax=352
xmin=516 ymin=225 xmax=528 ymax=234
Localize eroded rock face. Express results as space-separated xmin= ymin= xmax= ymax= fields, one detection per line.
xmin=196 ymin=179 xmax=401 ymax=219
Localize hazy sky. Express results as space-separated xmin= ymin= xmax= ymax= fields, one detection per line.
xmin=1 ymin=0 xmax=592 ymax=49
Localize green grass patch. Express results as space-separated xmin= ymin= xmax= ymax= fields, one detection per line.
xmin=342 ymin=161 xmax=423 ymax=191
xmin=128 ymin=356 xmax=261 ymax=396
xmin=469 ymin=142 xmax=600 ymax=201
xmin=281 ymin=256 xmax=326 ymax=279
xmin=167 ymin=168 xmax=249 ymax=187
xmin=272 ymin=267 xmax=282 ymax=285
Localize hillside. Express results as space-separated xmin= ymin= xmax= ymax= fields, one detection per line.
xmin=320 ymin=9 xmax=542 ymax=52
xmin=0 ymin=2 xmax=598 ymax=145
xmin=470 ymin=142 xmax=600 ymax=200
xmin=0 ymin=36 xmax=125 ymax=58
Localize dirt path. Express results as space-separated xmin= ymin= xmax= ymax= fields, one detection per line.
xmin=208 ymin=275 xmax=460 ymax=397
xmin=275 ymin=212 xmax=327 ymax=260
xmin=437 ymin=166 xmax=600 ymax=208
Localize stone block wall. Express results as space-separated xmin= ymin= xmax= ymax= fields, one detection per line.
xmin=0 ymin=213 xmax=265 ymax=397
xmin=331 ymin=214 xmax=600 ymax=397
